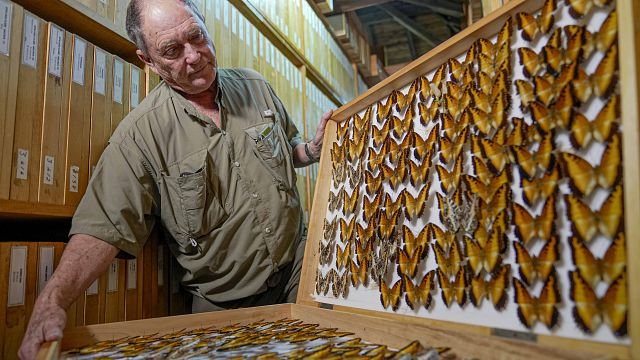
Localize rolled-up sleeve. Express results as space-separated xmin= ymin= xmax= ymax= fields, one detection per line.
xmin=70 ymin=141 xmax=157 ymax=257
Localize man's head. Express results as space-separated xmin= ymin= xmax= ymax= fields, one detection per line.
xmin=126 ymin=0 xmax=217 ymax=95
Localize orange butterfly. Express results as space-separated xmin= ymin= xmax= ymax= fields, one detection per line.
xmin=477 ymin=39 xmax=511 ymax=79
xmin=331 ymin=269 xmax=349 ymax=299
xmin=340 ymin=217 xmax=357 ymax=243
xmin=350 ymin=255 xmax=369 ymax=288
xmin=570 ymin=270 xmax=627 ymax=336
xmin=470 ymin=156 xmax=492 ymax=184
xmin=571 ymin=44 xmax=618 ymax=103
xmin=336 ymin=120 xmax=350 ymax=142
xmin=363 ymin=192 xmax=381 ymax=221
xmin=513 ymin=237 xmax=559 ymax=286
xmin=347 ymin=130 xmax=368 ymax=162
xmin=436 ymin=153 xmax=463 ymax=194
xmin=464 ymin=228 xmax=503 ymax=276
xmin=427 ymin=223 xmax=456 ymax=253
xmin=377 ymin=93 xmax=394 ymax=121
xmin=397 ymin=246 xmax=423 ymax=279
xmin=371 ymin=122 xmax=390 ymax=149
xmin=469 ymin=93 xmax=509 ymax=136
xmin=331 ymin=142 xmax=346 ymax=168
xmin=532 ymin=62 xmax=577 ymax=107
xmin=513 ymin=197 xmax=556 ymax=245
xmin=570 ymin=234 xmax=626 ymax=287
xmin=365 ymin=170 xmax=383 ymax=196
xmin=356 ymin=222 xmax=375 ymax=245
xmin=381 ymin=161 xmax=408 ymax=192
xmin=384 ymin=192 xmax=403 ymax=217
xmin=378 ymin=208 xmax=400 ymax=241
xmin=479 ymin=184 xmax=511 ymax=227
xmin=402 ymin=225 xmax=429 ymax=259
xmin=515 ymin=0 xmax=556 ymax=41
xmin=395 ymin=81 xmax=418 ymax=114
xmin=442 ymin=112 xmax=469 ymax=141
xmin=518 ymin=47 xmax=545 ymax=78
xmin=513 ymin=273 xmax=560 ymax=330
xmin=433 ymin=241 xmax=463 ymax=278
xmin=470 ymin=264 xmax=511 ymax=310
xmin=418 ymin=75 xmax=432 ymax=103
xmin=354 ymin=107 xmax=373 ymax=133
xmin=404 ymin=185 xmax=430 ymax=220
xmin=431 ymin=63 xmax=448 ymax=90
xmin=390 ymin=107 xmax=414 ymax=141
xmin=496 ymin=17 xmax=513 ymax=48
xmin=463 ymin=169 xmax=510 ymax=204
xmin=529 ymin=85 xmax=574 ymax=133
xmin=379 ymin=278 xmax=403 ymax=311
xmin=448 ymin=58 xmax=471 ymax=84
xmin=477 ymin=69 xmax=510 ymax=101
xmin=438 ymin=267 xmax=468 ymax=308
xmin=513 ymin=134 xmax=555 ymax=180
xmin=442 ymin=93 xmax=465 ymax=121
xmin=566 ymin=0 xmax=613 ymax=19
xmin=509 ymin=117 xmax=543 ymax=147
xmin=570 ymin=95 xmax=619 ymax=149
xmin=418 ymin=101 xmax=439 ymax=127
xmin=477 ymin=137 xmax=513 ymax=174
xmin=439 ymin=128 xmax=468 ymax=165
xmin=565 ymin=184 xmax=623 ymax=242
xmin=404 ymin=271 xmax=436 ymax=310
xmin=521 ymin=164 xmax=559 ymax=207
xmin=515 ymin=80 xmax=536 ymax=112
xmin=412 ymin=131 xmax=432 ymax=164
xmin=343 ymin=187 xmax=359 ymax=216
xmin=355 ymin=237 xmax=374 ymax=267
xmin=561 ymin=134 xmax=621 ymax=198
xmin=336 ymin=242 xmax=352 ymax=270
xmin=581 ymin=9 xmax=617 ymax=55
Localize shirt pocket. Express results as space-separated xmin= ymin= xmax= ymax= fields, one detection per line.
xmin=160 ymin=149 xmax=228 ymax=254
xmin=244 ymin=120 xmax=285 ymax=168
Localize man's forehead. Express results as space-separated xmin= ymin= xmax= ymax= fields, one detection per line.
xmin=141 ymin=0 xmax=197 ymax=31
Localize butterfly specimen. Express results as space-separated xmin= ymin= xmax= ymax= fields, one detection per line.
xmin=402 ymin=226 xmax=429 ymax=259
xmin=561 ymin=134 xmax=621 ymax=198
xmin=347 ymin=163 xmax=363 ymax=189
xmin=384 ymin=192 xmax=403 ymax=217
xmin=580 ymin=9 xmax=617 ymax=56
xmin=530 ymin=85 xmax=574 ymax=133
xmin=532 ymin=62 xmax=577 ymax=107
xmin=438 ymin=267 xmax=468 ymax=308
xmin=404 ymin=185 xmax=430 ymax=220
xmin=365 ymin=170 xmax=383 ymax=196
xmin=356 ymin=223 xmax=375 ymax=246
xmin=463 ymin=168 xmax=510 ymax=204
xmin=570 ymin=96 xmax=619 ymax=149
xmin=442 ymin=111 xmax=469 ymax=141
xmin=513 ymin=197 xmax=556 ymax=245
xmin=371 ymin=121 xmax=390 ymax=150
xmin=513 ymin=236 xmax=559 ymax=286
xmin=418 ymin=100 xmax=440 ymax=126
xmin=350 ymin=257 xmax=369 ymax=288
xmin=571 ymin=44 xmax=618 ymax=103
xmin=565 ymin=184 xmax=623 ymax=242
xmin=515 ymin=0 xmax=556 ymax=41
xmin=433 ymin=241 xmax=464 ymax=278
xmin=479 ymin=184 xmax=511 ymax=228
xmin=566 ymin=0 xmax=614 ymax=19
xmin=354 ymin=237 xmax=374 ymax=267
xmin=477 ymin=70 xmax=510 ymax=103
xmin=509 ymin=117 xmax=543 ymax=146
xmin=377 ymin=93 xmax=394 ymax=121
xmin=318 ymin=239 xmax=334 ymax=266
xmin=412 ymin=131 xmax=434 ymax=164
xmin=323 ymin=218 xmax=338 ymax=241
xmin=436 ymin=153 xmax=463 ymax=194
xmin=397 ymin=246 xmax=424 ymax=279
xmin=379 ymin=278 xmax=403 ymax=311
xmin=570 ymin=234 xmax=626 ymax=287
xmin=336 ymin=242 xmax=352 ymax=270
xmin=409 ymin=156 xmax=431 ymax=188
xmin=477 ymin=137 xmax=513 ymax=175
xmin=464 ymin=227 xmax=504 ymax=276
xmin=378 ymin=208 xmax=400 ymax=241
xmin=336 ymin=120 xmax=350 ymax=142
xmin=469 ymin=93 xmax=509 ymax=136
xmin=477 ymin=39 xmax=511 ymax=79
xmin=469 ymin=264 xmax=511 ymax=310
xmin=518 ymin=47 xmax=545 ymax=79
xmin=570 ymin=270 xmax=627 ymax=336
xmin=514 ymin=135 xmax=555 ymax=181
xmin=404 ymin=271 xmax=436 ymax=310
xmin=427 ymin=223 xmax=457 ymax=253
xmin=342 ymin=187 xmax=360 ymax=216
xmin=394 ymin=81 xmax=418 ymax=114
xmin=521 ymin=164 xmax=560 ymax=207
xmin=363 ymin=192 xmax=382 ymax=220
xmin=347 ymin=130 xmax=368 ymax=163
xmin=382 ymin=156 xmax=409 ymax=192
xmin=331 ymin=269 xmax=350 ymax=299
xmin=439 ymin=128 xmax=468 ymax=165
xmin=391 ymin=107 xmax=414 ymax=141
xmin=513 ymin=273 xmax=560 ymax=330
xmin=340 ymin=217 xmax=357 ymax=243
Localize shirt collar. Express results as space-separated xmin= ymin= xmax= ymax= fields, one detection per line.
xmin=169 ymin=71 xmax=225 ymax=125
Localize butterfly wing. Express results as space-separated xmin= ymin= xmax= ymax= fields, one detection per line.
xmin=570 ymin=270 xmax=601 ymax=333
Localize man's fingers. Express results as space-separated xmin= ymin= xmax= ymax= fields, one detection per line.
xmin=43 ymin=326 xmax=63 ymax=341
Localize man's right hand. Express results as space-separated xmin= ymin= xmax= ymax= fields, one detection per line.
xmin=19 ymin=296 xmax=67 ymax=360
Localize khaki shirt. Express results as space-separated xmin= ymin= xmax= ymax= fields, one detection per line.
xmin=70 ymin=68 xmax=304 ymax=302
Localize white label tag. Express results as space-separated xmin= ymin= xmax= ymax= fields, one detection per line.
xmin=126 ymin=259 xmax=137 ymax=289
xmin=94 ymin=48 xmax=106 ymax=95
xmin=107 ymin=261 xmax=118 ymax=293
xmin=22 ymin=14 xmax=38 ymax=68
xmin=72 ymin=37 xmax=86 ymax=85
xmin=37 ymin=246 xmax=54 ymax=295
xmin=113 ymin=59 xmax=123 ymax=104
xmin=47 ymin=25 xmax=64 ymax=77
xmin=16 ymin=149 xmax=28 ymax=180
xmin=69 ymin=165 xmax=79 ymax=192
xmin=157 ymin=246 xmax=164 ymax=286
xmin=0 ymin=0 xmax=12 ymax=56
xmin=43 ymin=155 xmax=54 ymax=185
xmin=130 ymin=67 xmax=140 ymax=108
xmin=8 ymin=246 xmax=27 ymax=306
xmin=86 ymin=278 xmax=98 ymax=295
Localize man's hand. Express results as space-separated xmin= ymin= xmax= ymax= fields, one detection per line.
xmin=307 ymin=109 xmax=333 ymax=161
xmin=19 ymin=297 xmax=67 ymax=359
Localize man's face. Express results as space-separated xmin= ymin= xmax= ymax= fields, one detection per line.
xmin=138 ymin=0 xmax=217 ymax=95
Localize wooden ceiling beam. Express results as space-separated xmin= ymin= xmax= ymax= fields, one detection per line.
xmin=378 ymin=4 xmax=439 ymax=48
xmin=399 ymin=0 xmax=464 ymax=17
xmin=334 ymin=0 xmax=396 ymax=13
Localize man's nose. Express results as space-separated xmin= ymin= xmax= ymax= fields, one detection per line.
xmin=184 ymin=43 xmax=200 ymax=64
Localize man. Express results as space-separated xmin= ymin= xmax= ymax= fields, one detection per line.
xmin=18 ymin=0 xmax=331 ymax=358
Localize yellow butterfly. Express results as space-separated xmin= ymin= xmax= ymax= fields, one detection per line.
xmin=513 ymin=273 xmax=560 ymax=330
xmin=521 ymin=164 xmax=559 ymax=207
xmin=403 ymin=185 xmax=430 ymax=220
xmin=403 ymin=271 xmax=436 ymax=310
xmin=377 ymin=93 xmax=394 ymax=121
xmin=463 ymin=169 xmax=510 ymax=204
xmin=378 ymin=208 xmax=400 ymax=241
xmin=433 ymin=240 xmax=463 ymax=278
xmin=336 ymin=242 xmax=352 ymax=270
xmin=513 ymin=237 xmax=559 ymax=286
xmin=464 ymin=227 xmax=503 ymax=276
xmin=565 ymin=184 xmax=623 ymax=242
xmin=515 ymin=0 xmax=556 ymax=41
xmin=570 ymin=234 xmax=625 ymax=288
xmin=571 ymin=44 xmax=618 ymax=103
xmin=379 ymin=278 xmax=403 ymax=311
xmin=363 ymin=192 xmax=382 ymax=221
xmin=470 ymin=264 xmax=511 ymax=310
xmin=438 ymin=267 xmax=468 ymax=308
xmin=439 ymin=128 xmax=468 ymax=165
xmin=513 ymin=196 xmax=556 ymax=245
xmin=436 ymin=153 xmax=463 ymax=194
xmin=569 ymin=95 xmax=619 ymax=149
xmin=340 ymin=217 xmax=357 ymax=243
xmin=397 ymin=246 xmax=423 ymax=279
xmin=427 ymin=223 xmax=456 ymax=253
xmin=532 ymin=62 xmax=577 ymax=107
xmin=570 ymin=270 xmax=627 ymax=336
xmin=513 ymin=134 xmax=555 ymax=180
xmin=566 ymin=0 xmax=614 ymax=19
xmin=402 ymin=225 xmax=429 ymax=259
xmin=350 ymin=255 xmax=369 ymax=288
xmin=342 ymin=187 xmax=360 ymax=216
xmin=530 ymin=85 xmax=574 ymax=133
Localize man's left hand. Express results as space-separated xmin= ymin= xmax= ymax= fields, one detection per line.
xmin=307 ymin=109 xmax=333 ymax=161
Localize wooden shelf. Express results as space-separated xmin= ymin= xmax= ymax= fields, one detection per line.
xmin=0 ymin=199 xmax=75 ymax=219
xmin=12 ymin=0 xmax=142 ymax=67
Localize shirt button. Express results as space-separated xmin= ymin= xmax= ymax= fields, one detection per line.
xmin=233 ymin=161 xmax=240 ymax=167
xmin=252 ymin=193 xmax=258 ymax=199
xmin=265 ymin=227 xmax=272 ymax=234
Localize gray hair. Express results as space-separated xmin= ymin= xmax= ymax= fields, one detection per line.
xmin=126 ymin=0 xmax=206 ymax=55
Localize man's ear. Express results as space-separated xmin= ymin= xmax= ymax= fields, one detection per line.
xmin=136 ymin=49 xmax=157 ymax=73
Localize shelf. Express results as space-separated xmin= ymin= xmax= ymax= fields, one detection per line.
xmin=0 ymin=199 xmax=75 ymax=219
xmin=12 ymin=0 xmax=142 ymax=67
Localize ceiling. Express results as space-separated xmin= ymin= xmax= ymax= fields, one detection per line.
xmin=328 ymin=0 xmax=467 ymax=74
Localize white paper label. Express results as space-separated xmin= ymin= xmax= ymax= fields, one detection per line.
xmin=37 ymin=246 xmax=54 ymax=295
xmin=86 ymin=278 xmax=98 ymax=295
xmin=113 ymin=59 xmax=123 ymax=104
xmin=130 ymin=67 xmax=140 ymax=108
xmin=8 ymin=246 xmax=27 ymax=306
xmin=72 ymin=37 xmax=86 ymax=85
xmin=69 ymin=165 xmax=79 ymax=192
xmin=43 ymin=155 xmax=54 ymax=185
xmin=94 ymin=48 xmax=106 ymax=95
xmin=47 ymin=25 xmax=64 ymax=77
xmin=107 ymin=261 xmax=118 ymax=293
xmin=157 ymin=246 xmax=164 ymax=286
xmin=16 ymin=149 xmax=28 ymax=180
xmin=0 ymin=1 xmax=12 ymax=56
xmin=22 ymin=14 xmax=39 ymax=68
xmin=126 ymin=259 xmax=137 ymax=290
